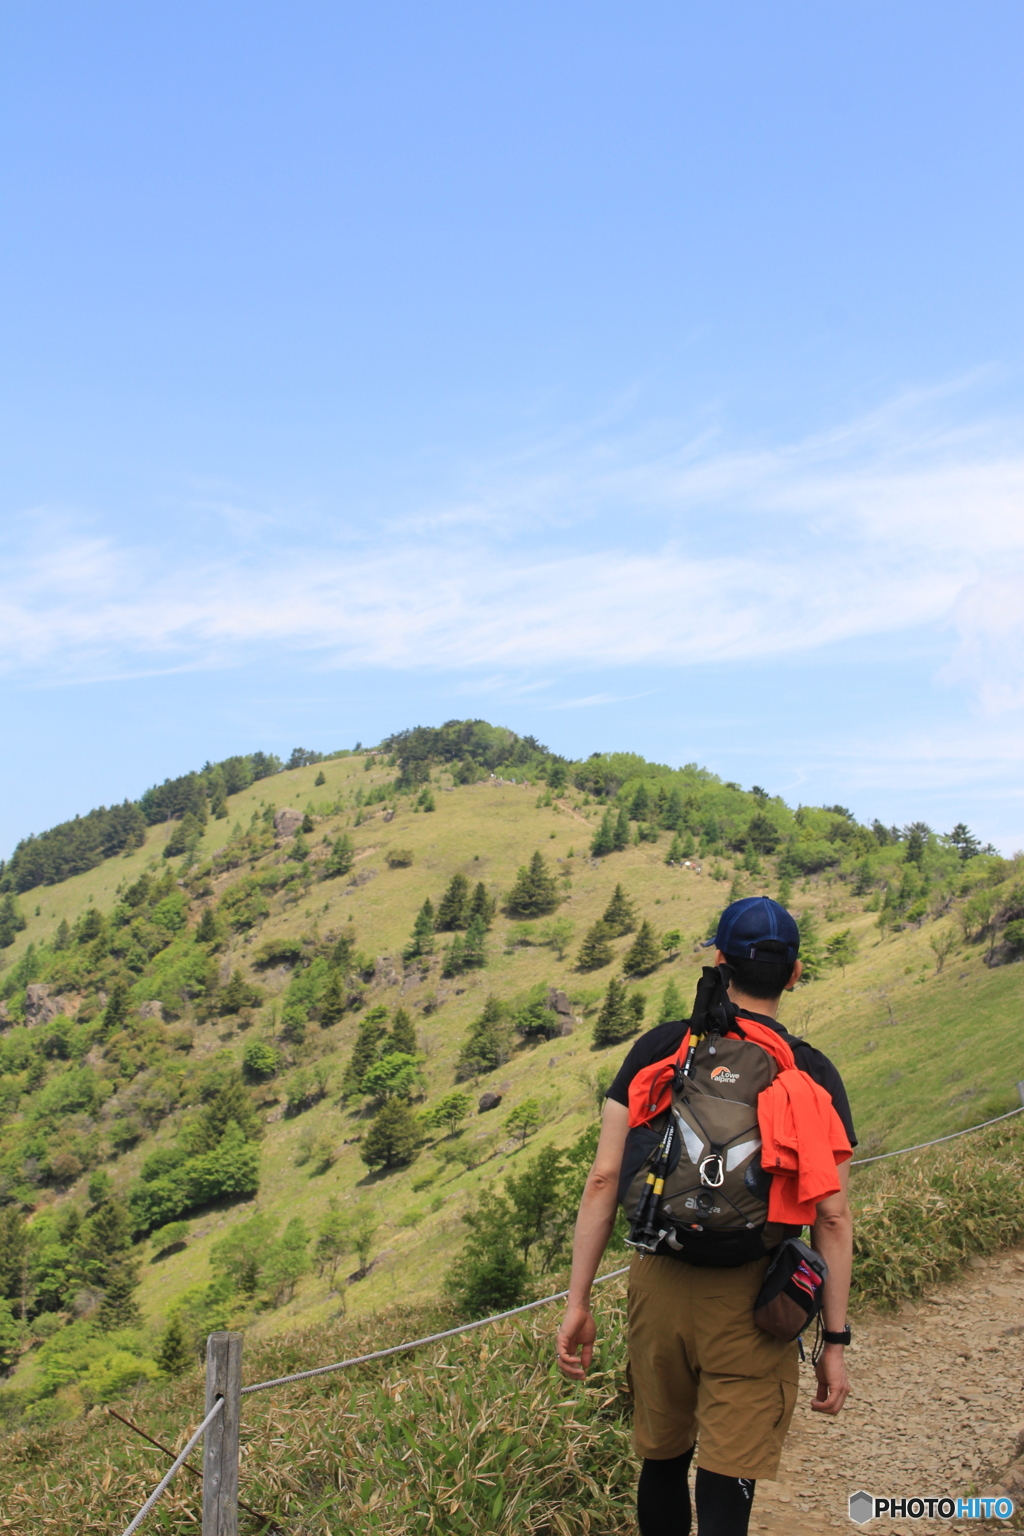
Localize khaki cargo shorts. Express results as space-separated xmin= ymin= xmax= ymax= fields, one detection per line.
xmin=626 ymin=1251 xmax=799 ymax=1479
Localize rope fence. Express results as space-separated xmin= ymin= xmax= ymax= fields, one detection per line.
xmin=120 ymin=1395 xmax=223 ymax=1536
xmin=241 ymin=1264 xmax=629 ymax=1396
xmin=117 ymin=1087 xmax=1024 ymax=1533
xmin=849 ymin=1100 xmax=1024 ymax=1166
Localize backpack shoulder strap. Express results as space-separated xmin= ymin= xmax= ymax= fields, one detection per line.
xmin=627 ymin=1032 xmax=690 ymax=1128
xmin=730 ymin=1014 xmax=797 ymax=1074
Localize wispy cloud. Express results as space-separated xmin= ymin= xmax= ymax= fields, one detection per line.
xmin=2 ymin=386 xmax=1023 ymax=716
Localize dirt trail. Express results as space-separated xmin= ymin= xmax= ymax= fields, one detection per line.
xmin=749 ymin=1248 xmax=1024 ymax=1534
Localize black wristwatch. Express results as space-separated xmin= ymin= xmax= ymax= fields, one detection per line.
xmin=822 ymin=1325 xmax=851 ymax=1346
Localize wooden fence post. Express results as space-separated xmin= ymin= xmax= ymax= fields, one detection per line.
xmin=203 ymin=1331 xmax=243 ymax=1536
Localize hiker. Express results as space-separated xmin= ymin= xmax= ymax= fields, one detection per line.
xmin=556 ymin=897 xmax=855 ymax=1536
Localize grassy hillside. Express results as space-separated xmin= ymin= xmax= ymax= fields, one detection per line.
xmin=4 ymin=1113 xmax=1024 ymax=1535
xmin=0 ymin=736 xmax=1021 ymax=1429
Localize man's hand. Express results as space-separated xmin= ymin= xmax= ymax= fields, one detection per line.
xmin=811 ymin=1343 xmax=850 ymax=1415
xmin=556 ymin=1302 xmax=597 ymax=1381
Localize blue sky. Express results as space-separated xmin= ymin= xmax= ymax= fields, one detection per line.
xmin=2 ymin=1 xmax=1023 ymax=857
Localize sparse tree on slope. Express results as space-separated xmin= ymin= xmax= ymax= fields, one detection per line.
xmin=360 ymin=1097 xmax=419 ymax=1169
xmin=602 ymin=883 xmax=638 ymax=936
xmin=576 ymin=920 xmax=615 ymax=970
xmin=506 ymin=851 xmax=560 ymax=918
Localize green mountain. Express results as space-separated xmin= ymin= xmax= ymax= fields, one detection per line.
xmin=0 ymin=721 xmax=1021 ymax=1428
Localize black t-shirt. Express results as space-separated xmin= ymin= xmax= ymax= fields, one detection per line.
xmin=606 ymin=1011 xmax=857 ymax=1147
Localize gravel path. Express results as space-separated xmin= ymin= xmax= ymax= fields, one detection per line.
xmin=749 ymin=1249 xmax=1024 ymax=1534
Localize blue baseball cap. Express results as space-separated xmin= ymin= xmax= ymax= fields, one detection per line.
xmin=702 ymin=896 xmax=800 ymax=964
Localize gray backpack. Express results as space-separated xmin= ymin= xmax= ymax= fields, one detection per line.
xmin=619 ymin=969 xmax=790 ymax=1267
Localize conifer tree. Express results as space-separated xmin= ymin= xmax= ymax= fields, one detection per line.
xmin=388 ymin=1006 xmax=417 ymax=1055
xmin=505 ymin=850 xmax=560 ymax=918
xmin=323 ymin=834 xmax=355 ymax=879
xmin=156 ymin=1314 xmax=195 ymax=1377
xmin=455 ymin=995 xmax=512 ymax=1079
xmin=331 ymin=929 xmax=356 ymax=971
xmin=211 ymin=790 xmax=228 ymax=820
xmin=74 ymin=1198 xmax=141 ymax=1330
xmin=623 ymin=919 xmax=661 ymax=975
xmin=360 ymin=1096 xmax=419 ymax=1169
xmin=289 ymin=832 xmax=310 ymax=863
xmin=662 ymin=786 xmax=685 ymax=830
xmin=220 ymin=969 xmax=261 ymax=1014
xmin=590 ymin=809 xmax=616 ymax=857
xmin=576 ymin=919 xmax=615 ymax=970
xmin=301 ymin=811 xmax=315 ymax=833
xmin=593 ymin=977 xmax=644 ymax=1046
xmin=319 ymin=969 xmax=348 ymax=1028
xmin=405 ymin=898 xmax=435 ymax=959
xmin=0 ymin=895 xmax=27 ymax=949
xmin=442 ymin=933 xmax=467 ymax=977
xmin=195 ymin=905 xmax=220 ymax=944
xmin=101 ymin=981 xmax=131 ymax=1037
xmin=468 ymin=880 xmax=496 ymax=927
xmin=602 ymin=884 xmax=638 ymax=936
xmin=436 ymin=872 xmax=472 ymax=930
xmin=192 ymin=1074 xmax=261 ymax=1149
xmin=630 ymin=782 xmax=652 ymax=822
xmin=53 ymin=917 xmax=71 ymax=951
xmin=659 ymin=975 xmax=686 ymax=1023
xmin=667 ymin=833 xmax=684 ymax=863
xmin=343 ymin=1007 xmax=389 ymax=1096
xmin=613 ymin=806 xmax=630 ymax=851
xmin=462 ymin=913 xmax=488 ymax=969
xmin=314 ymin=768 xmax=327 ymax=786
xmin=681 ymin=830 xmax=695 ymax=858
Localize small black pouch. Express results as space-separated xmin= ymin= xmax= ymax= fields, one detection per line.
xmin=753 ymin=1236 xmax=828 ymax=1340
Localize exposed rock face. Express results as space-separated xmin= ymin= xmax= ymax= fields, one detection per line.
xmin=478 ymin=1091 xmax=503 ymax=1113
xmin=274 ymin=808 xmax=304 ymax=839
xmin=374 ymin=956 xmax=402 ymax=988
xmin=547 ymin=987 xmax=577 ymax=1036
xmin=136 ymin=1000 xmax=165 ymax=1020
xmin=24 ymin=984 xmax=75 ymax=1027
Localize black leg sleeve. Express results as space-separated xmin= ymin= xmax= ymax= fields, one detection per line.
xmin=637 ymin=1447 xmax=694 ymax=1536
xmin=694 ymin=1467 xmax=756 ymax=1536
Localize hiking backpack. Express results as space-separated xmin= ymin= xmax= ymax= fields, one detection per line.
xmin=619 ymin=968 xmax=792 ymax=1267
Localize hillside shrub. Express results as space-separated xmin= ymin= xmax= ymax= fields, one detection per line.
xmin=128 ymin=1122 xmax=260 ymax=1233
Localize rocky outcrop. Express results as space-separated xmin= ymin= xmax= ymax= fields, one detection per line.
xmin=24 ymin=984 xmax=76 ymax=1027
xmin=274 ymin=807 xmax=304 ymax=840
xmin=547 ymin=987 xmax=577 ymax=1036
xmin=374 ymin=955 xmax=402 ymax=988
xmin=478 ymin=1091 xmax=503 ymax=1113
xmin=136 ymin=1000 xmax=165 ymax=1020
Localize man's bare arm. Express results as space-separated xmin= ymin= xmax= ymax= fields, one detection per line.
xmin=809 ymin=1161 xmax=853 ymax=1416
xmin=555 ymin=1097 xmax=630 ymax=1381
